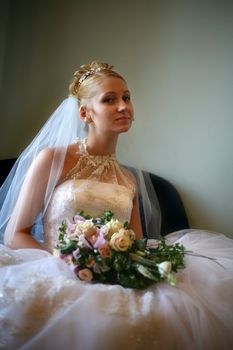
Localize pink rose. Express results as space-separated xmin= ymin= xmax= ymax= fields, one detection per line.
xmin=78 ymin=268 xmax=93 ymax=282
xmin=98 ymin=243 xmax=111 ymax=258
xmin=86 ymin=257 xmax=95 ymax=268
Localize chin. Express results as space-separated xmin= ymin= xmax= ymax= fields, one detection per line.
xmin=117 ymin=126 xmax=131 ymax=134
xmin=116 ymin=123 xmax=132 ymax=133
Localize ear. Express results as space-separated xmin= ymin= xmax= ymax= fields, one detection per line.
xmin=79 ymin=105 xmax=87 ymax=122
xmin=79 ymin=105 xmax=92 ymax=123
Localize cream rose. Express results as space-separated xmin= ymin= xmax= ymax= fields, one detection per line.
xmin=53 ymin=248 xmax=60 ymax=258
xmin=109 ymin=228 xmax=133 ymax=252
xmin=78 ymin=268 xmax=93 ymax=282
xmin=66 ymin=232 xmax=80 ymax=241
xmin=105 ymin=219 xmax=124 ymax=239
xmin=158 ymin=261 xmax=172 ymax=277
xmin=76 ymin=221 xmax=97 ymax=238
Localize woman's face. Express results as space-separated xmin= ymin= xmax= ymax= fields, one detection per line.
xmin=81 ymin=76 xmax=134 ymax=136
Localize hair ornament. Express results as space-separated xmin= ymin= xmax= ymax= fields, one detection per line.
xmin=78 ymin=67 xmax=102 ymax=86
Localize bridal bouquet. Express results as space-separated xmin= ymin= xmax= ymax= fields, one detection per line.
xmin=54 ymin=210 xmax=185 ymax=289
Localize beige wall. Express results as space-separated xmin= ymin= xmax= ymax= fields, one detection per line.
xmin=1 ymin=0 xmax=233 ymax=237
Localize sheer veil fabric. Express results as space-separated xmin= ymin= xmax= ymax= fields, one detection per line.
xmin=0 ymin=97 xmax=85 ymax=243
xmin=0 ymin=96 xmax=161 ymax=244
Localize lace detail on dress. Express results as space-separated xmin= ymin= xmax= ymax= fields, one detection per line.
xmin=43 ymin=139 xmax=136 ymax=252
xmin=64 ymin=138 xmax=136 ymax=196
xmin=0 ymin=258 xmax=77 ymax=350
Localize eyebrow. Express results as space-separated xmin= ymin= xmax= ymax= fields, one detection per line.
xmin=101 ymin=90 xmax=131 ymax=96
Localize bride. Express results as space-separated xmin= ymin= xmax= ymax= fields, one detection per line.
xmin=0 ymin=61 xmax=232 ymax=350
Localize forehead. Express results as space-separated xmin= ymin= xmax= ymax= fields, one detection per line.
xmin=93 ymin=76 xmax=129 ymax=96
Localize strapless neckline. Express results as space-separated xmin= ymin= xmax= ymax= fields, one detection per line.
xmin=43 ymin=179 xmax=134 ymax=252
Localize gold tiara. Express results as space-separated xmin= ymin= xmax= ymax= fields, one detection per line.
xmin=78 ymin=67 xmax=102 ymax=86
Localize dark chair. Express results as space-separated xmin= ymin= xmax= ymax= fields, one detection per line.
xmin=0 ymin=158 xmax=17 ymax=186
xmin=148 ymin=172 xmax=189 ymax=235
xmin=0 ymin=158 xmax=189 ymax=237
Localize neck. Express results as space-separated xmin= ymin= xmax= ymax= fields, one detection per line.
xmin=86 ymin=132 xmax=118 ymax=155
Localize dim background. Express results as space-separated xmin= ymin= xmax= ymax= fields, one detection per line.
xmin=0 ymin=0 xmax=233 ymax=237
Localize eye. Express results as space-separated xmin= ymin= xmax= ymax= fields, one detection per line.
xmin=123 ymin=95 xmax=131 ymax=102
xmin=103 ymin=97 xmax=115 ymax=104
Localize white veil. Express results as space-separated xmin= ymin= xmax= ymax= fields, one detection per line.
xmin=0 ymin=97 xmax=86 ymax=244
xmin=0 ymin=96 xmax=161 ymax=245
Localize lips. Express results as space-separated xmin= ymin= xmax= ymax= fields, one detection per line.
xmin=115 ymin=116 xmax=131 ymax=121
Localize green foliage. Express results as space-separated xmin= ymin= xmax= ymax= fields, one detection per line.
xmin=55 ymin=211 xmax=186 ymax=289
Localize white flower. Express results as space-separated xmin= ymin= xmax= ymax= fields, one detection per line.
xmin=74 ymin=220 xmax=97 ymax=238
xmin=66 ymin=232 xmax=79 ymax=241
xmin=110 ymin=228 xmax=133 ymax=252
xmin=146 ymin=239 xmax=159 ymax=249
xmin=63 ymin=255 xmax=74 ymax=266
xmin=53 ymin=249 xmax=60 ymax=258
xmin=157 ymin=261 xmax=172 ymax=277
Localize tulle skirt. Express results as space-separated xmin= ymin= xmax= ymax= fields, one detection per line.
xmin=0 ymin=229 xmax=233 ymax=350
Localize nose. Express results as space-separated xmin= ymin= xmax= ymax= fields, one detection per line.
xmin=117 ymin=100 xmax=127 ymax=112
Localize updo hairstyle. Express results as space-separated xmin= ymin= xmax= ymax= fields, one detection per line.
xmin=69 ymin=61 xmax=125 ymax=106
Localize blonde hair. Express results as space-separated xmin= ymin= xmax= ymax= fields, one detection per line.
xmin=69 ymin=61 xmax=126 ymax=105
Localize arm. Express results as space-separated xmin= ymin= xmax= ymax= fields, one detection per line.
xmin=4 ymin=148 xmax=57 ymax=250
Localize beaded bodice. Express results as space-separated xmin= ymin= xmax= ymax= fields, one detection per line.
xmin=43 ymin=139 xmax=136 ymax=251
xmin=64 ymin=138 xmax=136 ymax=194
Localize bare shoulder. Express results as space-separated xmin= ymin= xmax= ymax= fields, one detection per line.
xmin=30 ymin=148 xmax=55 ymax=171
xmin=31 ymin=142 xmax=80 ymax=177
xmin=37 ymin=143 xmax=79 ymax=164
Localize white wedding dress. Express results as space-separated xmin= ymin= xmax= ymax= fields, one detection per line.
xmin=0 ymin=140 xmax=233 ymax=350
